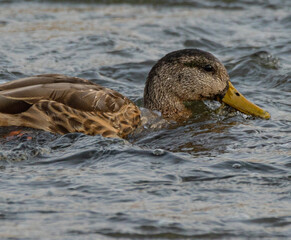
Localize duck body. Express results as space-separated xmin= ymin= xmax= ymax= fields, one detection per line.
xmin=0 ymin=74 xmax=141 ymax=138
xmin=0 ymin=49 xmax=270 ymax=138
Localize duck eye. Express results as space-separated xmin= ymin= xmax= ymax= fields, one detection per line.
xmin=203 ymin=65 xmax=214 ymax=72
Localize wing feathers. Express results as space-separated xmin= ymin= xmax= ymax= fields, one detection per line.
xmin=0 ymin=76 xmax=126 ymax=113
xmin=0 ymin=74 xmax=141 ymax=137
xmin=0 ymin=74 xmax=94 ymax=91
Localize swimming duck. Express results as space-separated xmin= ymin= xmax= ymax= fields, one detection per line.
xmin=0 ymin=49 xmax=270 ymax=138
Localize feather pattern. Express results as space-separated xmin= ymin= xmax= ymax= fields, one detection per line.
xmin=0 ymin=74 xmax=141 ymax=138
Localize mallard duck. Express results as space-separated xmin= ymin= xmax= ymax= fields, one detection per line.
xmin=0 ymin=49 xmax=270 ymax=138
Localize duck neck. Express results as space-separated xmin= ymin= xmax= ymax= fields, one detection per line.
xmin=143 ymin=76 xmax=192 ymax=121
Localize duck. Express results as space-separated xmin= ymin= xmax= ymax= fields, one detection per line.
xmin=0 ymin=49 xmax=270 ymax=138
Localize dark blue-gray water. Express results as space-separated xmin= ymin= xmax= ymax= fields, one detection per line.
xmin=0 ymin=0 xmax=290 ymax=239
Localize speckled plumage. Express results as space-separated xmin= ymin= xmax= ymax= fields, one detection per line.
xmin=0 ymin=74 xmax=141 ymax=138
xmin=144 ymin=49 xmax=229 ymax=120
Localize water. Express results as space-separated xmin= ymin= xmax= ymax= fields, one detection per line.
xmin=0 ymin=0 xmax=290 ymax=239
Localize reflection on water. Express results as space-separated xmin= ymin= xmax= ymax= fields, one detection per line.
xmin=0 ymin=0 xmax=291 ymax=239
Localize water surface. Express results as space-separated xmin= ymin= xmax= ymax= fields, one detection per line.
xmin=0 ymin=0 xmax=290 ymax=239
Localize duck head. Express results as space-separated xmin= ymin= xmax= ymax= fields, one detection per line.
xmin=144 ymin=49 xmax=270 ymax=120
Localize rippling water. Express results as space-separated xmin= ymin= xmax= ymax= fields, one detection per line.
xmin=0 ymin=0 xmax=290 ymax=239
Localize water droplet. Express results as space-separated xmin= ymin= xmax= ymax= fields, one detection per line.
xmin=152 ymin=149 xmax=165 ymax=156
xmin=232 ymin=163 xmax=241 ymax=169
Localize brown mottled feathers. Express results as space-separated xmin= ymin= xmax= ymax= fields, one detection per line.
xmin=0 ymin=74 xmax=141 ymax=138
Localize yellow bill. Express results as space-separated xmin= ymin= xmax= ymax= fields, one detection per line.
xmin=222 ymin=81 xmax=270 ymax=119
